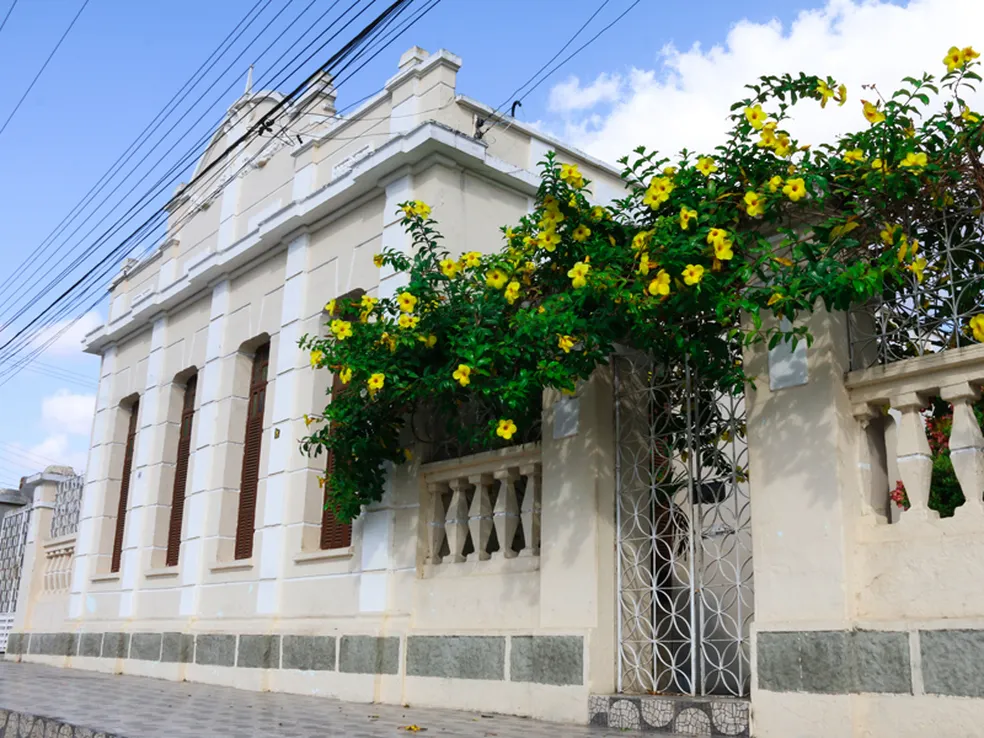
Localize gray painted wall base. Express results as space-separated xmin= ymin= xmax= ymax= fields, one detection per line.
xmin=589 ymin=694 xmax=749 ymax=737
xmin=0 ymin=709 xmax=122 ymax=738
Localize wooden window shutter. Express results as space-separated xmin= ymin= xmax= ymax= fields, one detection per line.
xmin=318 ymin=292 xmax=362 ymax=551
xmin=110 ymin=400 xmax=140 ymax=573
xmin=320 ymin=371 xmax=352 ymax=550
xmin=235 ymin=343 xmax=270 ymax=560
xmin=165 ymin=374 xmax=197 ymax=567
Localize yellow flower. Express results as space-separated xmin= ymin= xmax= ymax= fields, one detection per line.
xmin=541 ymin=208 xmax=565 ymax=225
xmin=496 ymin=419 xmax=518 ymax=441
xmin=767 ymin=175 xmax=784 ymax=193
xmin=304 ymin=414 xmax=315 ymax=427
xmin=945 ymin=45 xmax=966 ymax=72
xmin=695 ymin=156 xmax=718 ymax=176
xmin=373 ymin=254 xmax=384 ymax=268
xmin=560 ymin=163 xmax=584 ymax=187
xmin=339 ymin=367 xmax=352 ymax=384
xmin=682 ymin=264 xmax=705 ymax=286
xmin=542 ymin=195 xmax=558 ymax=209
xmin=862 ymin=100 xmax=885 ymax=125
xmin=637 ymin=252 xmax=651 ymax=275
xmin=679 ymin=206 xmax=698 ymax=230
xmin=310 ymin=349 xmax=324 ymax=368
xmin=379 ymin=331 xmax=396 ymax=352
xmin=843 ymin=149 xmax=865 ymax=164
xmin=367 ymin=372 xmax=385 ymax=392
xmin=590 ymin=206 xmax=606 ymax=220
xmin=774 ymin=133 xmax=792 ymax=158
xmin=744 ymin=191 xmax=766 ymax=218
xmin=538 ymin=230 xmax=561 ymax=252
xmin=961 ymin=107 xmax=981 ymax=124
xmin=900 ymin=151 xmax=928 ymax=170
xmin=568 ymin=261 xmax=591 ymax=288
xmin=439 ymin=258 xmax=460 ymax=278
xmin=648 ymin=269 xmax=671 ymax=297
xmin=361 ymin=295 xmax=377 ymax=312
xmin=505 ymin=228 xmax=515 ymax=241
xmin=453 ymin=364 xmax=472 ymax=386
xmin=963 ymin=46 xmax=981 ymax=64
xmin=325 ymin=299 xmax=336 ymax=315
xmin=714 ymin=238 xmax=734 ymax=261
xmin=767 ymin=293 xmax=784 ymax=307
xmin=744 ymin=104 xmax=767 ymax=130
xmin=908 ymin=256 xmax=928 ymax=283
xmin=461 ymin=251 xmax=482 ymax=269
xmin=837 ymin=83 xmax=847 ymax=106
xmin=757 ymin=121 xmax=778 ymax=149
xmin=558 ymin=335 xmax=575 ymax=353
xmin=871 ymin=158 xmax=885 ymax=172
xmin=568 ymin=194 xmax=578 ymax=208
xmin=782 ymin=178 xmax=806 ymax=202
xmin=816 ymin=80 xmax=835 ymax=107
xmin=486 ymin=268 xmax=508 ymax=289
xmin=643 ymin=176 xmax=674 ymax=209
xmin=632 ymin=230 xmax=651 ymax=251
xmin=330 ymin=319 xmax=353 ymax=340
xmin=397 ymin=292 xmax=417 ymax=313
xmin=411 ymin=200 xmax=431 ymax=218
xmin=504 ymin=281 xmax=521 ymax=304
xmin=663 ymin=166 xmax=678 ymax=176
xmin=897 ymin=235 xmax=912 ymax=263
xmin=398 ymin=313 xmax=419 ymax=330
xmin=880 ymin=223 xmax=900 ymax=245
xmin=572 ymin=224 xmax=591 ymax=242
xmin=970 ymin=314 xmax=984 ymax=342
xmin=706 ymin=227 xmax=728 ymax=247
xmin=418 ymin=334 xmax=437 ymax=348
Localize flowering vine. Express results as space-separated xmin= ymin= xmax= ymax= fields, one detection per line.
xmin=301 ymin=49 xmax=984 ymax=521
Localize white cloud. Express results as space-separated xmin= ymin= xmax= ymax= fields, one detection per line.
xmin=545 ymin=0 xmax=984 ymax=164
xmin=41 ymin=389 xmax=96 ymax=436
xmin=548 ymin=72 xmax=622 ymax=113
xmin=28 ymin=434 xmax=87 ymax=475
xmin=32 ymin=310 xmax=102 ymax=356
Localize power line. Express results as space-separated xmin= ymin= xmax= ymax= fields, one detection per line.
xmin=477 ymin=0 xmax=640 ymax=137
xmin=0 ymin=441 xmax=61 ymax=467
xmin=0 ymin=0 xmax=17 ymax=36
xmin=0 ymin=0 xmax=420 ymax=375
xmin=0 ymin=0 xmax=90 ymax=140
xmin=0 ymin=0 xmax=273 ymax=305
xmin=0 ymin=0 xmax=442 ymax=386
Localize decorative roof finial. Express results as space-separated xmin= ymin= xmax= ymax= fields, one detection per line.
xmin=245 ymin=64 xmax=254 ymax=95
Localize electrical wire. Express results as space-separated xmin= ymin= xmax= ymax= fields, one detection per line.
xmin=477 ymin=0 xmax=640 ymax=137
xmin=0 ymin=0 xmax=442 ymax=385
xmin=0 ymin=0 xmax=90 ymax=139
xmin=0 ymin=0 xmax=17 ymax=37
xmin=0 ymin=0 xmax=433 ymax=382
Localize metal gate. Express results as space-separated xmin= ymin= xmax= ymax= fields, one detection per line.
xmin=614 ymin=351 xmax=753 ymax=697
xmin=0 ymin=507 xmax=30 ymax=652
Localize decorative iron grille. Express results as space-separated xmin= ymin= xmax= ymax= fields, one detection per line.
xmin=849 ymin=204 xmax=984 ymax=369
xmin=614 ymin=351 xmax=753 ymax=697
xmin=49 ymin=473 xmax=84 ymax=539
xmin=0 ymin=508 xmax=31 ymax=616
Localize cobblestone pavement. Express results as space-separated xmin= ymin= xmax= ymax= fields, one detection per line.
xmin=0 ymin=661 xmax=669 ymax=738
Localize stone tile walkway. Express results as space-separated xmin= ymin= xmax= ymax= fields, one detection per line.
xmin=0 ymin=661 xmax=676 ymax=737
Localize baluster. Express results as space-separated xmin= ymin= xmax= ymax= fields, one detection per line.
xmin=468 ymin=473 xmax=493 ymax=561
xmin=426 ymin=482 xmax=447 ymax=564
xmin=493 ymin=468 xmax=520 ymax=559
xmin=941 ymin=382 xmax=984 ymax=519
xmin=445 ymin=478 xmax=470 ymax=563
xmin=893 ymin=392 xmax=936 ymax=522
xmin=518 ymin=463 xmax=542 ymax=555
xmin=852 ymin=404 xmax=889 ymax=524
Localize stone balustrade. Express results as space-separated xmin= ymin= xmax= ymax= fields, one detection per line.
xmin=846 ymin=342 xmax=984 ymax=524
xmin=420 ymin=443 xmax=541 ymax=565
xmin=41 ymin=537 xmax=75 ymax=595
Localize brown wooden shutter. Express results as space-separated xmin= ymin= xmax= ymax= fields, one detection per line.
xmin=110 ymin=400 xmax=140 ymax=573
xmin=235 ymin=343 xmax=270 ymax=560
xmin=320 ymin=371 xmax=353 ymax=550
xmin=165 ymin=374 xmax=197 ymax=567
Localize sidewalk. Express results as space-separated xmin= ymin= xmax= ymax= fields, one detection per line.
xmin=0 ymin=661 xmax=648 ymax=738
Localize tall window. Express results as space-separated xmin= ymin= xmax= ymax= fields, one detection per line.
xmin=235 ymin=342 xmax=270 ymax=560
xmin=321 ymin=370 xmax=353 ymax=550
xmin=165 ymin=374 xmax=197 ymax=566
xmin=110 ymin=400 xmax=140 ymax=573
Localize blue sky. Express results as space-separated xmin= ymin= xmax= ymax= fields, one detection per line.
xmin=0 ymin=0 xmax=955 ymax=486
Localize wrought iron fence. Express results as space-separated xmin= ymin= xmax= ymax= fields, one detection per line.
xmin=614 ymin=350 xmax=753 ymax=697
xmin=849 ymin=204 xmax=984 ymax=369
xmin=0 ymin=507 xmax=31 ymax=651
xmin=50 ymin=473 xmax=84 ymax=540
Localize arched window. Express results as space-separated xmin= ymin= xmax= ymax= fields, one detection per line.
xmin=165 ymin=373 xmax=197 ymax=566
xmin=110 ymin=399 xmax=140 ymax=573
xmin=235 ymin=342 xmax=270 ymax=560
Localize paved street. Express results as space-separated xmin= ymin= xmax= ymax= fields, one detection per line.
xmin=0 ymin=661 xmax=661 ymax=738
